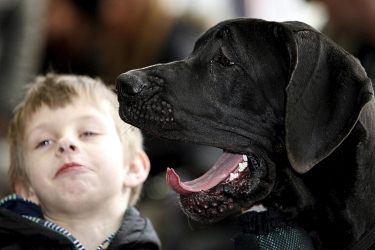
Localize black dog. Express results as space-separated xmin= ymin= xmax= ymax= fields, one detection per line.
xmin=116 ymin=18 xmax=375 ymax=249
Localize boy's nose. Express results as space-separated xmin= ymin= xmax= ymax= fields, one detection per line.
xmin=56 ymin=139 xmax=78 ymax=155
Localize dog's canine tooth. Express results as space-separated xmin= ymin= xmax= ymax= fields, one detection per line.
xmin=243 ymin=155 xmax=248 ymax=162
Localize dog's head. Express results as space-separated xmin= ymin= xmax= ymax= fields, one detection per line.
xmin=116 ymin=18 xmax=373 ymax=223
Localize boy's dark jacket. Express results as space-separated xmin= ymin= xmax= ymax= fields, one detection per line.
xmin=0 ymin=195 xmax=161 ymax=250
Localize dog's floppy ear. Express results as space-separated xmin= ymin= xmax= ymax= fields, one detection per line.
xmin=278 ymin=21 xmax=373 ymax=174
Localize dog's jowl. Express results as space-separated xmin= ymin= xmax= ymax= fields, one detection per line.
xmin=116 ymin=18 xmax=375 ymax=249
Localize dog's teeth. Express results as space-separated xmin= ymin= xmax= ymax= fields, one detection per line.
xmin=243 ymin=155 xmax=248 ymax=162
xmin=239 ymin=162 xmax=248 ymax=172
xmin=229 ymin=173 xmax=239 ymax=181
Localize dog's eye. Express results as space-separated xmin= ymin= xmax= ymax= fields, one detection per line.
xmin=214 ymin=54 xmax=234 ymax=67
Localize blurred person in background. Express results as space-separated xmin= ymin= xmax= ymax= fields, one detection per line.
xmin=0 ymin=0 xmax=46 ymax=198
xmin=41 ymin=0 xmax=205 ymax=86
xmin=41 ymin=0 xmax=100 ymax=77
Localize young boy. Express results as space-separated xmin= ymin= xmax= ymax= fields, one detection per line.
xmin=0 ymin=74 xmax=161 ymax=250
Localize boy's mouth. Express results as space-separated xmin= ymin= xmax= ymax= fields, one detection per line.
xmin=55 ymin=162 xmax=87 ymax=177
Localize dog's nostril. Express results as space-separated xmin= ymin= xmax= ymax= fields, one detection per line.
xmin=127 ymin=83 xmax=143 ymax=95
xmin=116 ymin=85 xmax=128 ymax=100
xmin=116 ymin=72 xmax=145 ymax=96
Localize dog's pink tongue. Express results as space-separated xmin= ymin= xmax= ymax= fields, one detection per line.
xmin=166 ymin=152 xmax=244 ymax=195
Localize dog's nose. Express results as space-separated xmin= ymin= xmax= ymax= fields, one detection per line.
xmin=116 ymin=72 xmax=145 ymax=96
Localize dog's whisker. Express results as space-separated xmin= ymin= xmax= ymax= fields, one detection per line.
xmin=187 ymin=218 xmax=195 ymax=231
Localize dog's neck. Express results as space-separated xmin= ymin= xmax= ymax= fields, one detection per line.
xmin=303 ymin=99 xmax=375 ymax=248
xmin=349 ymin=99 xmax=375 ymax=231
xmin=261 ymin=99 xmax=375 ymax=249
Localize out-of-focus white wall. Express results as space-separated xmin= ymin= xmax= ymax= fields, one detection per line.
xmin=160 ymin=0 xmax=328 ymax=30
xmin=244 ymin=0 xmax=328 ymax=30
xmin=159 ymin=0 xmax=238 ymax=28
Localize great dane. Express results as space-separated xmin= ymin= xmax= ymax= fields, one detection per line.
xmin=116 ymin=18 xmax=375 ymax=249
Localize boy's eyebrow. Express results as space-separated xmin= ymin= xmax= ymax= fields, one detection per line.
xmin=77 ymin=113 xmax=110 ymax=125
xmin=79 ymin=114 xmax=106 ymax=120
xmin=23 ymin=124 xmax=50 ymax=144
xmin=24 ymin=114 xmax=102 ymax=139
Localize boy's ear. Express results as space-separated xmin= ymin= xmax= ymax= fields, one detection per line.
xmin=14 ymin=177 xmax=40 ymax=204
xmin=124 ymin=151 xmax=150 ymax=188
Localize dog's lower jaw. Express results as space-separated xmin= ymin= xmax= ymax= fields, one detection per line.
xmin=178 ymin=185 xmax=269 ymax=224
xmin=178 ymin=185 xmax=244 ymax=224
xmin=178 ymin=159 xmax=275 ymax=224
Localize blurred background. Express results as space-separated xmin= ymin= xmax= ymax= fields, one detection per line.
xmin=2 ymin=0 xmax=374 ymax=249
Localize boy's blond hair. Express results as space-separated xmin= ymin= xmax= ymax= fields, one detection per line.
xmin=8 ymin=73 xmax=144 ymax=206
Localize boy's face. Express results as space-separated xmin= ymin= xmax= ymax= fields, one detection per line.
xmin=19 ymin=97 xmax=132 ymax=214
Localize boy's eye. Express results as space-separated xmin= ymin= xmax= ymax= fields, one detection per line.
xmin=82 ymin=131 xmax=95 ymax=137
xmin=37 ymin=140 xmax=53 ymax=148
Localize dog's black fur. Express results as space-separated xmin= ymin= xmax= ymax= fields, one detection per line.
xmin=116 ymin=18 xmax=375 ymax=249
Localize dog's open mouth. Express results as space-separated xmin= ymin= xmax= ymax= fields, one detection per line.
xmin=166 ymin=151 xmax=262 ymax=223
xmin=167 ymin=152 xmax=249 ymax=195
